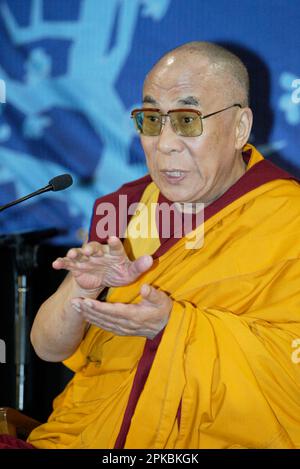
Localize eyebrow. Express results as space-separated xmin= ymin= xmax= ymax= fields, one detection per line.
xmin=142 ymin=95 xmax=200 ymax=106
xmin=142 ymin=95 xmax=157 ymax=104
xmin=177 ymin=96 xmax=200 ymax=106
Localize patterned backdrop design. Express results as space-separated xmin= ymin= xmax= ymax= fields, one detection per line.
xmin=0 ymin=0 xmax=299 ymax=244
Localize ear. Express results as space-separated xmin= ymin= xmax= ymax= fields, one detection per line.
xmin=235 ymin=108 xmax=253 ymax=150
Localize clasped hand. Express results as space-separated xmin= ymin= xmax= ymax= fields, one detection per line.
xmin=53 ymin=237 xmax=172 ymax=339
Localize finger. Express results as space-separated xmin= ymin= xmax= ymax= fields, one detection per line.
xmin=52 ymin=257 xmax=75 ymax=270
xmin=140 ymin=284 xmax=163 ymax=305
xmin=52 ymin=257 xmax=64 ymax=269
xmin=83 ymin=310 xmax=133 ymax=330
xmin=80 ymin=304 xmax=139 ymax=333
xmin=64 ymin=243 xmax=104 ymax=263
xmin=86 ymin=318 xmax=133 ymax=336
xmin=66 ymin=247 xmax=81 ymax=259
xmin=82 ymin=308 xmax=135 ymax=335
xmin=107 ymin=236 xmax=126 ymax=257
xmin=81 ymin=241 xmax=104 ymax=257
xmin=94 ymin=300 xmax=130 ymax=317
xmin=75 ymin=298 xmax=136 ymax=319
xmin=128 ymin=255 xmax=153 ymax=278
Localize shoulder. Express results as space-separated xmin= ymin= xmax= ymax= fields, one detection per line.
xmin=240 ymin=178 xmax=300 ymax=245
xmin=263 ymin=178 xmax=300 ymax=210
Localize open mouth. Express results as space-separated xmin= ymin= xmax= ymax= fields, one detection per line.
xmin=161 ymin=170 xmax=188 ymax=183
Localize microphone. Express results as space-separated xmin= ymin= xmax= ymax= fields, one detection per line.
xmin=0 ymin=173 xmax=73 ymax=212
xmin=47 ymin=174 xmax=73 ymax=192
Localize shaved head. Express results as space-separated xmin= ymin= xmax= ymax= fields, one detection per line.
xmin=140 ymin=40 xmax=253 ymax=206
xmin=147 ymin=41 xmax=250 ymax=107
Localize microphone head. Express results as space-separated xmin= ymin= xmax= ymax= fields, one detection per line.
xmin=48 ymin=174 xmax=73 ymax=192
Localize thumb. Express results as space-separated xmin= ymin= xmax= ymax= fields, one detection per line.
xmin=128 ymin=255 xmax=153 ymax=278
xmin=107 ymin=236 xmax=126 ymax=257
xmin=140 ymin=284 xmax=162 ymax=304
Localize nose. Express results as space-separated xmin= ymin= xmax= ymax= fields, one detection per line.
xmin=156 ymin=116 xmax=184 ymax=154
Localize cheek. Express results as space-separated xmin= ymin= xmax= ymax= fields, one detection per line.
xmin=187 ymin=140 xmax=215 ymax=171
xmin=141 ymin=139 xmax=157 ymax=170
xmin=188 ymin=137 xmax=224 ymax=180
xmin=141 ymin=137 xmax=152 ymax=158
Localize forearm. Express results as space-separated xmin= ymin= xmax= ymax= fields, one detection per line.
xmin=30 ymin=274 xmax=104 ymax=362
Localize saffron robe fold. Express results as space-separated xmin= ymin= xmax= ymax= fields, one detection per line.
xmin=28 ymin=145 xmax=300 ymax=449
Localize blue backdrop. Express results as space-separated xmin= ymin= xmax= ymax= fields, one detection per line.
xmin=0 ymin=0 xmax=299 ymax=244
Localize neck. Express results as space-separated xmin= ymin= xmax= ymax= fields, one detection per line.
xmin=204 ymin=153 xmax=247 ymax=207
xmin=174 ymin=201 xmax=203 ymax=214
xmin=177 ymin=152 xmax=247 ymax=212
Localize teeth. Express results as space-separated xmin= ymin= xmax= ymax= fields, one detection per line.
xmin=165 ymin=171 xmax=183 ymax=177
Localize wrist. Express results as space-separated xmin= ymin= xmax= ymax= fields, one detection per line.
xmin=72 ymin=284 xmax=104 ymax=299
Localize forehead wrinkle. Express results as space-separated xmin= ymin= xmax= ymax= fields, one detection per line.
xmin=142 ymin=94 xmax=201 ymax=109
xmin=143 ymin=73 xmax=215 ymax=110
xmin=144 ymin=72 xmax=213 ymax=101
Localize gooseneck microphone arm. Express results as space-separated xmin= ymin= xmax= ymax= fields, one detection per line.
xmin=0 ymin=173 xmax=73 ymax=212
xmin=0 ymin=186 xmax=52 ymax=212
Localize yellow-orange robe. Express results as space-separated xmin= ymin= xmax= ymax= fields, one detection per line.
xmin=28 ymin=144 xmax=300 ymax=449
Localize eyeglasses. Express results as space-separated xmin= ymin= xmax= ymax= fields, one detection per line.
xmin=131 ymin=104 xmax=241 ymax=137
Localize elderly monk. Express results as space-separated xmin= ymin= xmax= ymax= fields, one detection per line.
xmin=21 ymin=42 xmax=300 ymax=449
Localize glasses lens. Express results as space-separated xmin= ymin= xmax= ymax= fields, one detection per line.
xmin=133 ymin=110 xmax=162 ymax=136
xmin=170 ymin=110 xmax=202 ymax=137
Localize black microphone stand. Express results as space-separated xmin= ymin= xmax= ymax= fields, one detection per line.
xmin=0 ymin=186 xmax=51 ymax=212
xmin=0 ymin=228 xmax=60 ymax=410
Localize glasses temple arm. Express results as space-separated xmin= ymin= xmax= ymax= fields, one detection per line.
xmin=201 ymin=104 xmax=242 ymax=120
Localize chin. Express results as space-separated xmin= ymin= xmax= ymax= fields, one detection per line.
xmin=162 ymin=189 xmax=191 ymax=203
